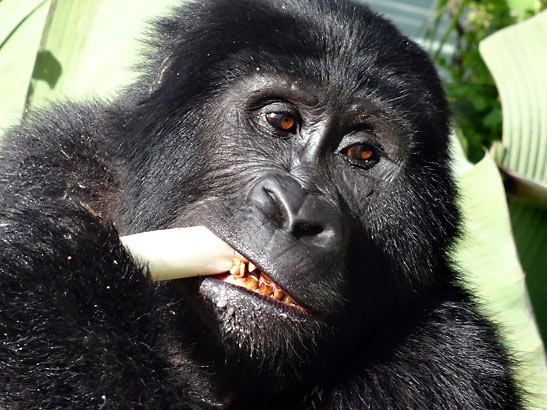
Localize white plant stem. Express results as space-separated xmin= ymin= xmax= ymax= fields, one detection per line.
xmin=120 ymin=226 xmax=234 ymax=281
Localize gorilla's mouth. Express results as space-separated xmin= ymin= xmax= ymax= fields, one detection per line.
xmin=211 ymin=252 xmax=303 ymax=311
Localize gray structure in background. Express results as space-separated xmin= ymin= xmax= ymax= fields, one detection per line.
xmin=360 ymin=0 xmax=436 ymax=38
xmin=357 ymin=0 xmax=455 ymax=58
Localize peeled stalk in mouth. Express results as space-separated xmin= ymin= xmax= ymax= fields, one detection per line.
xmin=120 ymin=226 xmax=234 ymax=281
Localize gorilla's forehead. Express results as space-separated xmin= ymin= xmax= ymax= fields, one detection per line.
xmin=220 ymin=72 xmax=400 ymax=134
xmin=174 ymin=0 xmax=435 ymax=92
xmin=187 ymin=7 xmax=442 ymax=129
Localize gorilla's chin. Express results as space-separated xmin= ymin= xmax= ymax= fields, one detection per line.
xmin=174 ymin=274 xmax=341 ymax=381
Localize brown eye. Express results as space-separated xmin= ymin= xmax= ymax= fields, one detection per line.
xmin=266 ymin=112 xmax=296 ymax=132
xmin=346 ymin=144 xmax=374 ymax=161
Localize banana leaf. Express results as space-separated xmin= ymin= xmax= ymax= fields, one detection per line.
xmin=0 ymin=0 xmax=49 ymax=133
xmin=482 ymin=9 xmax=547 ymax=359
xmin=453 ymin=146 xmax=547 ymax=408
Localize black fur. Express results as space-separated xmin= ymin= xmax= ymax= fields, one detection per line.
xmin=0 ymin=0 xmax=522 ymax=408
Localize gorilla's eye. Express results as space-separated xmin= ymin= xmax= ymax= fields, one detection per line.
xmin=344 ymin=144 xmax=374 ymax=161
xmin=340 ymin=143 xmax=380 ymax=169
xmin=346 ymin=145 xmax=373 ymax=160
xmin=266 ymin=112 xmax=297 ymax=132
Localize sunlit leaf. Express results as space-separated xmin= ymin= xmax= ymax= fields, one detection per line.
xmin=28 ymin=0 xmax=180 ymax=108
xmin=481 ymin=10 xmax=547 ymax=351
xmin=454 ymin=150 xmax=547 ymax=408
xmin=0 ymin=0 xmax=50 ymax=134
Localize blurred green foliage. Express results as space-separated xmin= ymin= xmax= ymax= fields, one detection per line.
xmin=426 ymin=0 xmax=546 ymax=163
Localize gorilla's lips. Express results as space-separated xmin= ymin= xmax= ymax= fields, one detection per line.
xmin=211 ymin=252 xmax=298 ymax=307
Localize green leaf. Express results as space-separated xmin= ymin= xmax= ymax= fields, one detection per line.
xmin=0 ymin=0 xmax=50 ymax=134
xmin=454 ymin=151 xmax=547 ymax=409
xmin=28 ymin=0 xmax=181 ymax=108
xmin=27 ymin=0 xmax=105 ymax=107
xmin=506 ymin=0 xmax=542 ymax=20
xmin=483 ymin=11 xmax=547 ymax=182
xmin=480 ymin=10 xmax=547 ymax=349
xmin=0 ymin=0 xmax=181 ymax=128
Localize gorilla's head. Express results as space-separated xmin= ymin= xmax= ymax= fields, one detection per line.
xmin=114 ymin=0 xmax=458 ymax=387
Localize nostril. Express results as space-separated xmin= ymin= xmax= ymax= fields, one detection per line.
xmin=292 ymin=222 xmax=324 ymax=240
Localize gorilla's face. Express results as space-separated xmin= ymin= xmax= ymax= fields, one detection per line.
xmin=119 ymin=0 xmax=457 ymax=385
xmin=167 ymin=73 xmax=442 ymax=380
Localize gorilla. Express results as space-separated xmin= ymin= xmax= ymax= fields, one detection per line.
xmin=0 ymin=0 xmax=523 ymax=408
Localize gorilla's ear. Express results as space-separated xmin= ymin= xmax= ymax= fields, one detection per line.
xmin=149 ymin=56 xmax=173 ymax=94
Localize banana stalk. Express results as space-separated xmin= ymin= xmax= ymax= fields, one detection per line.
xmin=120 ymin=226 xmax=234 ymax=281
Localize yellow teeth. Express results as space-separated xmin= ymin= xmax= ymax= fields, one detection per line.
xmin=238 ymin=261 xmax=246 ymax=278
xmin=273 ymin=289 xmax=285 ymax=300
xmin=258 ymin=283 xmax=274 ymax=297
xmin=283 ymin=295 xmax=295 ymax=304
xmin=229 ymin=263 xmax=239 ymax=276
xmin=229 ymin=252 xmax=295 ymax=306
xmin=244 ymin=275 xmax=259 ymax=291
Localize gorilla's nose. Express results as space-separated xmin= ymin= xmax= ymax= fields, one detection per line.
xmin=248 ymin=175 xmax=344 ymax=250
